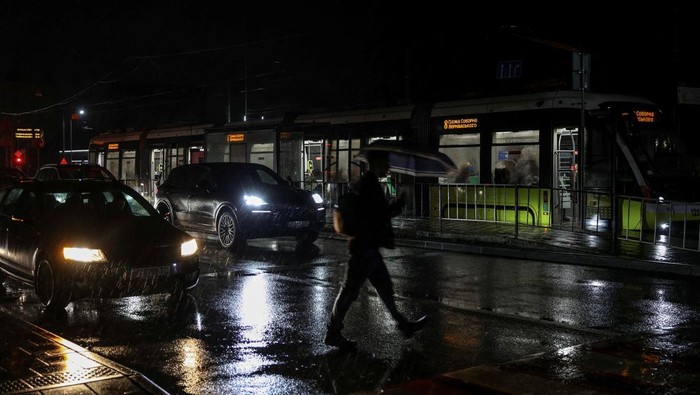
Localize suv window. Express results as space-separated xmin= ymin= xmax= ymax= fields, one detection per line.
xmin=166 ymin=166 xmax=188 ymax=187
xmin=189 ymin=166 xmax=209 ymax=188
xmin=167 ymin=165 xmax=211 ymax=188
xmin=257 ymin=168 xmax=280 ymax=185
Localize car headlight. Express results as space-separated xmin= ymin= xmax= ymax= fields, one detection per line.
xmin=63 ymin=247 xmax=107 ymax=263
xmin=244 ymin=194 xmax=267 ymax=206
xmin=312 ymin=193 xmax=323 ymax=204
xmin=181 ymin=239 xmax=198 ymax=257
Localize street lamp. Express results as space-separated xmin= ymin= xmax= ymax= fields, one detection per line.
xmin=62 ymin=109 xmax=85 ymax=163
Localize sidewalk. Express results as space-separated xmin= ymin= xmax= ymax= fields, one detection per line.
xmin=1 ymin=219 xmax=699 ymax=395
xmin=380 ymin=217 xmax=700 ymax=276
xmin=0 ymin=306 xmax=167 ymax=395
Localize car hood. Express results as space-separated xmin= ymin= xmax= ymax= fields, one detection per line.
xmin=41 ymin=210 xmax=194 ymax=265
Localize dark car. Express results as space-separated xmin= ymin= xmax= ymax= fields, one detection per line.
xmin=34 ymin=163 xmax=117 ymax=181
xmin=154 ymin=162 xmax=326 ymax=249
xmin=0 ymin=167 xmax=27 ymax=187
xmin=0 ymin=179 xmax=200 ymax=310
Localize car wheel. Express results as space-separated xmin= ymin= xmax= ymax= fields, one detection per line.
xmin=157 ymin=202 xmax=173 ymax=223
xmin=217 ymin=210 xmax=241 ymax=249
xmin=35 ymin=259 xmax=70 ymax=310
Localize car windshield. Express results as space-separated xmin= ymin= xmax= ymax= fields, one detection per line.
xmin=623 ymin=126 xmax=700 ymax=200
xmin=44 ymin=187 xmax=154 ymax=217
xmin=236 ymin=167 xmax=283 ymax=187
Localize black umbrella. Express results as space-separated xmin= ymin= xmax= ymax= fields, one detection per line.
xmin=353 ymin=139 xmax=458 ymax=177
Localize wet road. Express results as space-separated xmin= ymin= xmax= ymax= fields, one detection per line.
xmin=2 ymin=237 xmax=700 ymax=394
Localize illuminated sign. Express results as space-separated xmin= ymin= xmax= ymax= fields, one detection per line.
xmin=108 ymin=143 xmax=119 ymax=150
xmin=443 ymin=118 xmax=478 ymax=130
xmin=227 ymin=133 xmax=245 ymax=142
xmin=15 ymin=128 xmax=42 ymax=139
xmin=633 ymin=110 xmax=656 ymax=123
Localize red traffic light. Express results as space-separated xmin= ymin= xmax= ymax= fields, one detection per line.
xmin=14 ymin=150 xmax=25 ymax=166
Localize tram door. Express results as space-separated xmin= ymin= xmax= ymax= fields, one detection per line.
xmin=150 ymin=149 xmax=164 ymax=203
xmin=279 ymin=134 xmax=303 ymax=185
xmin=554 ymin=127 xmax=579 ymax=222
xmin=303 ymin=140 xmax=323 ymax=192
xmin=229 ymin=143 xmax=246 ymax=163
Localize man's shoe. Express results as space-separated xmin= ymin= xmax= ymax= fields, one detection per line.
xmin=324 ymin=331 xmax=357 ymax=350
xmin=398 ymin=315 xmax=428 ymax=338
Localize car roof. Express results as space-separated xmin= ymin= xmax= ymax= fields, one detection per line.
xmin=20 ymin=178 xmax=125 ymax=192
xmin=39 ymin=163 xmax=116 ymax=180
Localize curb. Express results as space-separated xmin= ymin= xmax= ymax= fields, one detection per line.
xmin=320 ymin=231 xmax=700 ymax=277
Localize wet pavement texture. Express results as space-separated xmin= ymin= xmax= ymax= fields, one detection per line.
xmin=380 ymin=324 xmax=700 ymax=394
xmin=1 ymin=218 xmax=700 ymax=394
xmin=0 ymin=306 xmax=167 ymax=394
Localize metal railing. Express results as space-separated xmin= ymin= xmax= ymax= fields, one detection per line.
xmin=310 ymin=180 xmax=700 ymax=253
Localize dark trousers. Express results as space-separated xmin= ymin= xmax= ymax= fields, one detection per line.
xmin=327 ymin=246 xmax=406 ymax=333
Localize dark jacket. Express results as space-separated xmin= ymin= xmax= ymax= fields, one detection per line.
xmin=348 ymin=170 xmax=404 ymax=253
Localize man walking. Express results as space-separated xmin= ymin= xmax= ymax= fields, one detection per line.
xmin=325 ymin=149 xmax=428 ymax=350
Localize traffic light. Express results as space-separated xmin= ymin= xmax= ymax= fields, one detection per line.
xmin=14 ymin=150 xmax=25 ymax=167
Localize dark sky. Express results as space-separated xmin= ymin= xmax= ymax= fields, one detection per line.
xmin=2 ymin=3 xmax=697 ymax=116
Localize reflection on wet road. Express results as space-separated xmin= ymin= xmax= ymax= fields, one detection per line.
xmin=2 ymin=237 xmax=700 ymax=394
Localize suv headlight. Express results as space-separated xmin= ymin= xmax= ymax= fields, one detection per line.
xmin=244 ymin=194 xmax=267 ymax=206
xmin=312 ymin=193 xmax=323 ymax=204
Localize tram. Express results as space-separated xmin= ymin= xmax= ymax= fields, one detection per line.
xmin=88 ymin=90 xmax=700 ymax=233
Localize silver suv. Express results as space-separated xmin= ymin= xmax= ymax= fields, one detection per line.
xmin=154 ymin=162 xmax=326 ymax=250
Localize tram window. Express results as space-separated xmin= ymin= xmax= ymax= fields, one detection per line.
xmin=121 ymin=150 xmax=136 ymax=181
xmin=441 ymin=146 xmax=479 ymax=183
xmin=106 ymin=151 xmax=119 ymax=179
xmin=440 ymin=133 xmax=480 ymax=184
xmin=583 ymin=124 xmax=614 ymax=190
xmin=491 ymin=130 xmax=540 ymax=185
